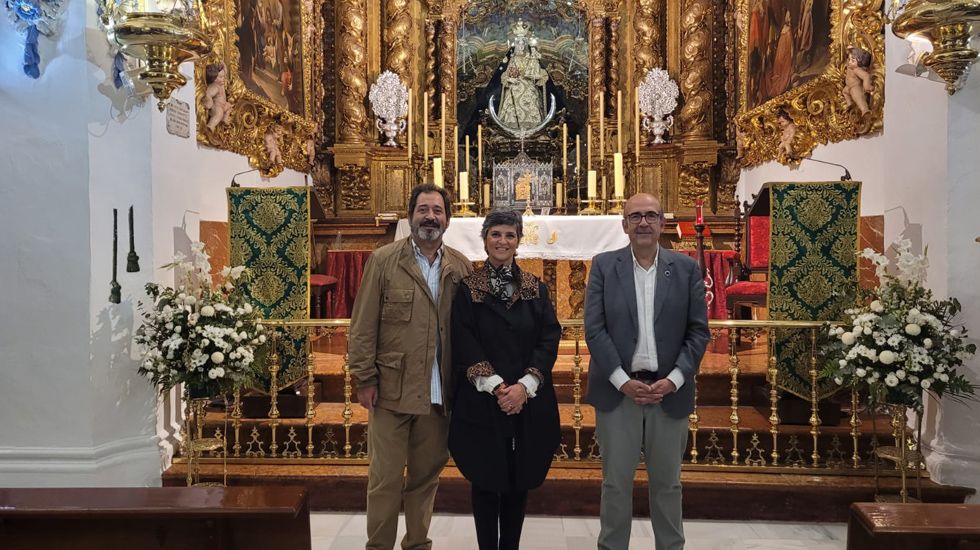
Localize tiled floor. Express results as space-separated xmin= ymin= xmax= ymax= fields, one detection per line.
xmin=310 ymin=513 xmax=847 ymax=549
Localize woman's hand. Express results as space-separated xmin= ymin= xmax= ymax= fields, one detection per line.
xmin=496 ymin=383 xmax=528 ymax=415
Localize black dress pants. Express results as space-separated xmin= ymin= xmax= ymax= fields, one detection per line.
xmin=471 ymin=484 xmax=529 ymax=550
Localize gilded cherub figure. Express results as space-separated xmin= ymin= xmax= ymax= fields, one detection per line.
xmin=843 ymin=47 xmax=873 ymax=115
xmin=203 ymin=63 xmax=233 ymax=131
xmin=776 ymin=108 xmax=797 ymax=159
xmin=264 ymin=124 xmax=285 ymax=166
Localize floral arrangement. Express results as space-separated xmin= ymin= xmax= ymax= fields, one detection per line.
xmin=821 ymin=239 xmax=977 ymax=411
xmin=135 ymin=242 xmax=267 ymax=397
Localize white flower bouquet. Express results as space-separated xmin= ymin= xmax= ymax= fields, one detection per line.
xmin=821 ymin=239 xmax=977 ymax=411
xmin=135 ymin=242 xmax=267 ymax=397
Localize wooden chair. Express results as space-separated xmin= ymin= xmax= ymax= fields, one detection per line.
xmin=726 ymin=198 xmax=769 ymax=323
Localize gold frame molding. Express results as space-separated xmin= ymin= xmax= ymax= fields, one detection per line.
xmin=195 ymin=0 xmax=324 ymax=177
xmin=735 ymin=0 xmax=884 ymax=167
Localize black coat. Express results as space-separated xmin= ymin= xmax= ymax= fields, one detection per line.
xmin=449 ymin=265 xmax=561 ymax=492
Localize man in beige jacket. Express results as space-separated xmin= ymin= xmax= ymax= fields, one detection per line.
xmin=348 ymin=183 xmax=473 ymax=550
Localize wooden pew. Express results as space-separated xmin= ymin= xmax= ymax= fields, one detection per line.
xmin=0 ymin=486 xmax=311 ymax=550
xmin=848 ymin=502 xmax=980 ymax=550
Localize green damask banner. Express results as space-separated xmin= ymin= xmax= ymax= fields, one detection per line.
xmin=228 ymin=187 xmax=311 ymax=387
xmin=768 ymin=181 xmax=860 ymax=399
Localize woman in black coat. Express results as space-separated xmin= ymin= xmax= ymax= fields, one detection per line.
xmin=450 ymin=210 xmax=561 ymax=550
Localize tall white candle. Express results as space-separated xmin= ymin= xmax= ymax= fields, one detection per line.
xmin=459 ymin=172 xmax=469 ymax=201
xmin=613 ymin=153 xmax=625 ymax=197
xmin=587 ymin=170 xmax=597 ymax=199
xmin=433 ymin=157 xmax=444 ymax=188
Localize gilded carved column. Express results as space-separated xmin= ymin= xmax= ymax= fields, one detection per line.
xmin=426 ymin=20 xmax=437 ymax=116
xmin=677 ymin=0 xmax=713 ymax=138
xmin=438 ymin=17 xmax=458 ymax=174
xmin=336 ymin=0 xmax=368 ymax=144
xmin=438 ymin=18 xmax=458 ymax=121
xmin=633 ymin=0 xmax=664 ymax=83
xmin=588 ymin=16 xmax=606 ymax=120
xmin=383 ymin=0 xmax=413 ymax=85
xmin=608 ymin=18 xmax=620 ymax=107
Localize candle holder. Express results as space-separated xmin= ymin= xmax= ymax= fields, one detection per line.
xmin=607 ymin=196 xmax=626 ymax=215
xmin=578 ymin=198 xmax=603 ymax=215
xmin=453 ymin=200 xmax=478 ymax=217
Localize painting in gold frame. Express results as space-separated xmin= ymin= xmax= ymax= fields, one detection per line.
xmin=735 ymin=0 xmax=884 ymax=167
xmin=195 ymin=0 xmax=324 ymax=177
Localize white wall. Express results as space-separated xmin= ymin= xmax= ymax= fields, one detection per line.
xmin=0 ymin=0 xmax=306 ymax=486
xmin=924 ymin=70 xmax=980 ymax=496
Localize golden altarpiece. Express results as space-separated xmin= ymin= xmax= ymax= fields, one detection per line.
xmin=314 ymin=0 xmax=742 ymax=243
xmin=192 ymin=0 xmax=885 ymax=244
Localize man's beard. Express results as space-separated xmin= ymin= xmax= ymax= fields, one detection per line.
xmin=412 ymin=221 xmax=444 ymax=242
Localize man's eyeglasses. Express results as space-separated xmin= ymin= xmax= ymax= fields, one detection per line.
xmin=626 ymin=211 xmax=662 ymax=224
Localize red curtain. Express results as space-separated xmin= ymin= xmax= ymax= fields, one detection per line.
xmin=679 ymin=249 xmax=737 ymax=320
xmin=324 ymin=250 xmax=372 ymax=318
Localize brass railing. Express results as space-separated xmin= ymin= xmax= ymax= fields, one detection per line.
xmin=179 ymin=318 xmax=908 ymax=474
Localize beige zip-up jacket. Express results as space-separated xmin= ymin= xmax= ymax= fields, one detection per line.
xmin=348 ymin=237 xmax=473 ymax=415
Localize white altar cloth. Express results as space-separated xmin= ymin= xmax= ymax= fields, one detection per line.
xmin=394 ymin=215 xmax=629 ymax=261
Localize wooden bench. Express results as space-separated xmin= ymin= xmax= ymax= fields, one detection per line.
xmin=0 ymin=486 xmax=311 ymax=550
xmin=848 ymin=502 xmax=980 ymax=550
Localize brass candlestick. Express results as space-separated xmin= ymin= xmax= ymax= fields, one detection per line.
xmin=579 ymin=198 xmax=603 ymax=215
xmin=607 ymin=196 xmax=626 ymax=214
xmin=453 ymin=200 xmax=477 ymax=217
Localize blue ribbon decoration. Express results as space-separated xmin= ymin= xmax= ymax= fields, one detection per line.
xmin=24 ymin=24 xmax=40 ymax=78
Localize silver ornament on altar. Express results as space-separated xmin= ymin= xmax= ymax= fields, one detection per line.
xmin=638 ymin=68 xmax=679 ymax=144
xmin=368 ymin=70 xmax=409 ymax=147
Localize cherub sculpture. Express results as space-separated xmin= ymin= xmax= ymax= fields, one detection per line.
xmin=842 ymin=47 xmax=873 ymax=115
xmin=264 ymin=124 xmax=285 ymax=166
xmin=776 ymin=108 xmax=797 ymax=159
xmin=203 ymin=63 xmax=233 ymax=131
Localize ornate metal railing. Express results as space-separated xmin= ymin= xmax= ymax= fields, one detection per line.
xmin=176 ymin=318 xmax=910 ymax=474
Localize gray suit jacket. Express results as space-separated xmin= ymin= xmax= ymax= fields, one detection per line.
xmin=584 ymin=246 xmax=709 ymax=418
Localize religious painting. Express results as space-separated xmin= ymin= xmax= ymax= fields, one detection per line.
xmin=235 ymin=0 xmax=306 ymax=116
xmin=744 ymin=0 xmax=833 ymax=110
xmin=195 ymin=0 xmax=324 ymax=177
xmin=735 ymin=0 xmax=884 ymax=167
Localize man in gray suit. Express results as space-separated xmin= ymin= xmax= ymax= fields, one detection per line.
xmin=585 ymin=193 xmax=709 ymax=550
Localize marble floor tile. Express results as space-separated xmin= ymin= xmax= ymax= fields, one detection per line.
xmin=309 ymin=512 xmax=848 ymax=549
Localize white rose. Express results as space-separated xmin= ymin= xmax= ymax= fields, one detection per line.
xmin=841 ymin=332 xmax=856 ymax=346
xmin=239 ymin=331 xmax=247 ymax=340
xmin=836 ymin=327 xmax=845 ymax=335
xmin=211 ymin=351 xmax=225 ymax=364
xmin=244 ymin=303 xmax=253 ymax=314
xmin=174 ymin=326 xmax=182 ymax=334
xmin=186 ymin=295 xmax=197 ymax=306
xmin=951 ymin=329 xmax=961 ymax=338
xmin=921 ymin=379 xmax=932 ymax=389
xmin=214 ymin=367 xmax=225 ymax=378
xmin=208 ymin=368 xmax=219 ymax=379
xmin=201 ymin=305 xmax=215 ymax=317
xmin=909 ymin=308 xmax=920 ymax=317
xmin=852 ymin=326 xmax=863 ymax=336
xmin=863 ymin=326 xmax=873 ymax=336
xmin=235 ymin=321 xmax=243 ymax=328
xmin=256 ymin=324 xmax=265 ymax=332
xmin=924 ymin=338 xmax=933 ymax=349
xmin=885 ymin=374 xmax=899 ymax=387
xmin=258 ymin=334 xmax=267 ymax=343
xmin=939 ymin=373 xmax=949 ymax=382
xmin=896 ymin=369 xmax=906 ymax=380
xmin=834 ymin=377 xmax=843 ymax=385
xmin=870 ymin=300 xmax=884 ymax=313
xmin=879 ymin=350 xmax=896 ymax=365
xmin=909 ymin=375 xmax=919 ymax=384
xmin=839 ymin=359 xmax=848 ymax=367
xmin=856 ymin=368 xmax=867 ymax=378
xmin=905 ymin=323 xmax=921 ymax=336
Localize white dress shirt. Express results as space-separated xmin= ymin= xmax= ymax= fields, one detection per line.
xmin=608 ymin=248 xmax=687 ymax=393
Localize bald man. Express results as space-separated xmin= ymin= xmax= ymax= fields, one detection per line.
xmin=585 ymin=193 xmax=709 ymax=550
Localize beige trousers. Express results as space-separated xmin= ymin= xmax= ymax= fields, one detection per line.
xmin=366 ymin=405 xmax=449 ymax=550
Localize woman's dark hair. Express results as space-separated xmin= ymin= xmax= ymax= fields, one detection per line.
xmin=480 ymin=210 xmax=523 ymax=240
xmin=408 ymin=184 xmax=452 ymax=218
